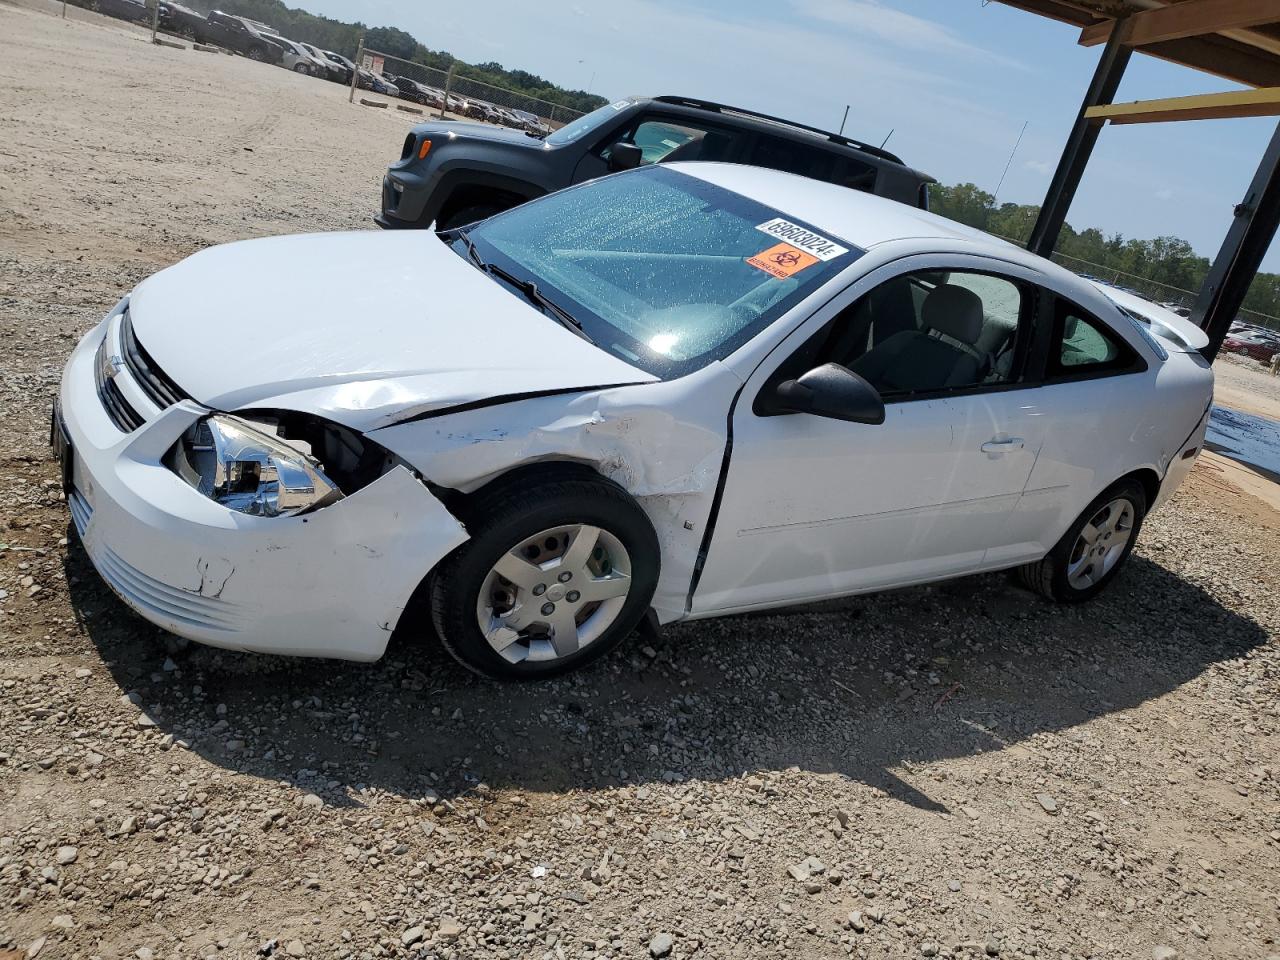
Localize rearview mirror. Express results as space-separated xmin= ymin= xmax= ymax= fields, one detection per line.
xmin=772 ymin=363 xmax=885 ymax=424
xmin=607 ymin=142 xmax=643 ymax=172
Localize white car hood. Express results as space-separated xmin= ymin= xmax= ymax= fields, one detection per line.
xmin=127 ymin=231 xmax=653 ymax=431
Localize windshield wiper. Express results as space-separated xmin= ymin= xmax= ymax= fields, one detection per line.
xmin=486 ymin=263 xmax=594 ymax=343
xmin=454 ymin=228 xmax=487 ymax=270
xmin=455 ymin=230 xmax=592 ymax=342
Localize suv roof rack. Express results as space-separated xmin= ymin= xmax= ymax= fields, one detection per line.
xmin=651 ymin=96 xmax=905 ymax=166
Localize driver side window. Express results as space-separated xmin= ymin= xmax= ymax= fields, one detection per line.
xmin=814 ymin=269 xmax=1027 ymax=397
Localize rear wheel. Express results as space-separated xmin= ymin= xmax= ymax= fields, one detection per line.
xmin=430 ymin=475 xmax=659 ymax=680
xmin=247 ymin=45 xmax=265 ymax=61
xmin=1018 ymin=479 xmax=1146 ymax=602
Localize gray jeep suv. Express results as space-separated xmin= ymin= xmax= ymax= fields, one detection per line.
xmin=376 ymin=95 xmax=934 ymax=231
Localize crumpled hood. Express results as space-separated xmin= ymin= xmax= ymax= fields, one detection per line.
xmin=127 ymin=231 xmax=653 ymax=431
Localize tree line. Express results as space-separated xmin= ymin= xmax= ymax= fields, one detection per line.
xmin=180 ymin=0 xmax=609 ymax=115
xmin=929 ymin=182 xmax=1280 ymax=321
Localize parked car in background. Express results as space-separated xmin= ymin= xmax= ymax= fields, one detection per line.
xmin=1223 ymin=330 xmax=1280 ymax=363
xmin=56 ymin=163 xmax=1211 ymax=679
xmin=298 ymin=42 xmax=344 ymax=82
xmin=377 ymin=94 xmax=934 ymax=231
xmin=262 ymin=34 xmax=322 ymax=74
xmin=157 ymin=0 xmax=206 ymax=36
xmin=356 ymin=69 xmax=400 ymax=97
xmin=383 ymin=74 xmax=434 ymax=106
xmin=508 ymin=109 xmax=547 ymax=134
xmin=321 ymin=50 xmax=356 ymax=84
xmin=200 ymin=11 xmax=282 ymax=62
xmin=86 ymin=0 xmax=149 ymax=22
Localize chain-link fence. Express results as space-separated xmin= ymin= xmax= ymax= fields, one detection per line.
xmin=348 ymin=47 xmax=584 ymax=133
xmin=993 ymin=237 xmax=1280 ymax=333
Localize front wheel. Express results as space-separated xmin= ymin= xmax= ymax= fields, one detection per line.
xmin=293 ymin=63 xmax=307 ymax=73
xmin=1018 ymin=479 xmax=1147 ymax=602
xmin=430 ymin=475 xmax=660 ymax=680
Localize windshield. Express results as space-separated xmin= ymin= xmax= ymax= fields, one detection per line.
xmin=460 ymin=165 xmax=861 ymax=377
xmin=546 ymin=100 xmax=632 ymax=146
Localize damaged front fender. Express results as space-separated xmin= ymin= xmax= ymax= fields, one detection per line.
xmin=370 ymin=366 xmax=745 ymax=623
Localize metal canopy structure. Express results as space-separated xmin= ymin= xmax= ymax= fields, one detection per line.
xmin=993 ymin=0 xmax=1280 ymax=358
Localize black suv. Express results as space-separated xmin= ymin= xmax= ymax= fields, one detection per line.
xmin=376 ymin=95 xmax=934 ymax=231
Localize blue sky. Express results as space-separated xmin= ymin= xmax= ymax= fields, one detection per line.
xmin=301 ymin=0 xmax=1279 ymax=271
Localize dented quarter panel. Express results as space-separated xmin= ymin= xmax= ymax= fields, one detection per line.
xmin=371 ymin=363 xmax=745 ymax=622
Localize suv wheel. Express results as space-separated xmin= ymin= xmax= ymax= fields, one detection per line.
xmin=247 ymin=45 xmax=265 ymax=61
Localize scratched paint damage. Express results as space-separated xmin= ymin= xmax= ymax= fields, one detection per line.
xmin=372 ymin=372 xmax=745 ymax=622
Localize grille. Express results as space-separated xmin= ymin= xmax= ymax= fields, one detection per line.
xmin=94 ymin=310 xmax=192 ymax=433
xmin=120 ymin=312 xmax=190 ymax=409
xmin=95 ymin=329 xmax=145 ymax=433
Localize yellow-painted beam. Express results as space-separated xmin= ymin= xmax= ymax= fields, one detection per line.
xmin=1085 ymin=87 xmax=1280 ymax=124
xmin=1080 ymin=0 xmax=1280 ymax=48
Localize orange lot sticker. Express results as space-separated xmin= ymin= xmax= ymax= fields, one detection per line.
xmin=746 ymin=242 xmax=819 ymax=280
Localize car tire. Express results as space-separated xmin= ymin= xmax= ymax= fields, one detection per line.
xmin=429 ymin=474 xmax=660 ymax=681
xmin=437 ymin=203 xmax=508 ymax=231
xmin=247 ymin=45 xmax=265 ymax=61
xmin=1017 ymin=478 xmax=1147 ymax=603
xmin=293 ymin=63 xmax=307 ymax=73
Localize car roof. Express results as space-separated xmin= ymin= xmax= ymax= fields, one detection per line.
xmin=669 ymin=161 xmax=1090 ymax=281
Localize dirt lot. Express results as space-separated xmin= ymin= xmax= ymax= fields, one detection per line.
xmin=2 ymin=5 xmax=1279 ymax=959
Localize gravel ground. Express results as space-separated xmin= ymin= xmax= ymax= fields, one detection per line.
xmin=2 ymin=6 xmax=1280 ymax=960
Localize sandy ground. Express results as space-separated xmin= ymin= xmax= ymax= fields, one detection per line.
xmin=1 ymin=6 xmax=1279 ymax=960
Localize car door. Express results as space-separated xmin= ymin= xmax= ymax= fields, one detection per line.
xmin=204 ymin=13 xmax=234 ymax=47
xmin=992 ymin=292 xmax=1156 ymax=565
xmin=692 ymin=255 xmax=1049 ymax=616
xmin=570 ymin=114 xmax=747 ymax=184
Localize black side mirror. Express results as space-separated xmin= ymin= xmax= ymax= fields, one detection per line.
xmin=772 ymin=363 xmax=885 ymax=424
xmin=608 ymin=142 xmax=643 ymax=172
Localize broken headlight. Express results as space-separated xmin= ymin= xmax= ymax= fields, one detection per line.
xmin=169 ymin=415 xmax=343 ymax=518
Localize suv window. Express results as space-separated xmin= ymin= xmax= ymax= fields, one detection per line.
xmin=1049 ymin=299 xmax=1139 ymax=378
xmin=746 ymin=135 xmax=877 ymax=192
xmin=811 ymin=269 xmax=1028 ymax=397
xmin=601 ymin=116 xmax=743 ymax=166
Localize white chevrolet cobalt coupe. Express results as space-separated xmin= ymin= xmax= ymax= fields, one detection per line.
xmin=55 ymin=164 xmax=1213 ymax=679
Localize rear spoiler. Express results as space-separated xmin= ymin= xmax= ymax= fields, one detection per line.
xmin=1089 ymin=281 xmax=1209 ymax=353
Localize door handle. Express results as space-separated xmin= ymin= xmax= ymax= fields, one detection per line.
xmin=981 ymin=437 xmax=1025 ymax=453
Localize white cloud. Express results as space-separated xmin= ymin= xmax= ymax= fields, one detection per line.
xmin=786 ymin=0 xmax=1029 ymax=69
xmin=1025 ymin=159 xmax=1053 ymax=175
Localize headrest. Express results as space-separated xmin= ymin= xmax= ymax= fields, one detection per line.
xmin=921 ymin=284 xmax=985 ymax=345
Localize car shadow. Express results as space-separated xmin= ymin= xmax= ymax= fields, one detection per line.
xmin=64 ymin=533 xmax=1267 ymax=815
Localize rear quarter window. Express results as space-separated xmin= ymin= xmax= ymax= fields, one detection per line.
xmin=1047 ymin=298 xmax=1144 ymax=379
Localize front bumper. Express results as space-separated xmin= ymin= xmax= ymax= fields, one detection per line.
xmin=376 ymin=167 xmax=434 ymax=229
xmin=58 ymin=317 xmax=468 ymax=661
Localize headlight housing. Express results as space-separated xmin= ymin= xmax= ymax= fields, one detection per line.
xmin=169 ymin=414 xmax=343 ymax=518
